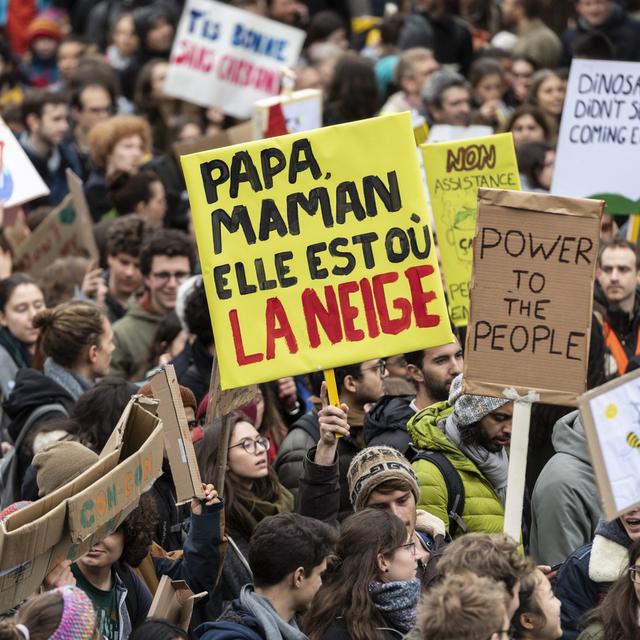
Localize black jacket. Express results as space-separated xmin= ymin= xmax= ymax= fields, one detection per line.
xmin=148 ymin=463 xmax=190 ymax=551
xmin=318 ymin=618 xmax=403 ymax=640
xmin=175 ymin=339 xmax=212 ymax=407
xmin=364 ymin=395 xmax=415 ymax=454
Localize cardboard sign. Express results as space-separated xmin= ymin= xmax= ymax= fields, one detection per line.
xmin=427 ymin=125 xmax=493 ymax=143
xmin=148 ymin=576 xmax=207 ymax=630
xmin=181 ymin=112 xmax=454 ymax=389
xmin=150 ymin=365 xmax=205 ymax=504
xmin=11 ymin=171 xmax=99 ymax=276
xmin=422 ymin=133 xmax=520 ymax=327
xmin=0 ymin=396 xmax=164 ymax=610
xmin=172 ymin=122 xmax=254 ymax=161
xmin=164 ymin=0 xmax=305 ymax=118
xmin=579 ymin=370 xmax=640 ymax=519
xmin=553 ymin=59 xmax=640 ymax=214
xmin=0 ymin=117 xmax=49 ymax=207
xmin=252 ymin=89 xmax=323 ymax=139
xmin=463 ymin=188 xmax=602 ymax=405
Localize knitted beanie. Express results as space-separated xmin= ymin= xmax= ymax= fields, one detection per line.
xmin=49 ymin=586 xmax=96 ymax=640
xmin=33 ymin=441 xmax=98 ymax=497
xmin=347 ymin=446 xmax=420 ymax=511
xmin=448 ymin=374 xmax=509 ymax=427
xmin=139 ymin=381 xmax=197 ymax=413
xmin=27 ymin=15 xmax=63 ymax=44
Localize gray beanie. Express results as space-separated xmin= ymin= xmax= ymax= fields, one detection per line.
xmin=448 ymin=374 xmax=509 ymax=426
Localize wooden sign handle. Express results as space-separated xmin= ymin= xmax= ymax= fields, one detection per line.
xmin=323 ymin=368 xmax=343 ymax=439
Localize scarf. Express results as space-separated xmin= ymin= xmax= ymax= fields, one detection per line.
xmin=43 ymin=358 xmax=93 ymax=401
xmin=368 ymin=579 xmax=420 ymax=633
xmin=443 ymin=413 xmax=509 ymax=504
xmin=0 ymin=326 xmax=31 ymax=370
xmin=239 ymin=585 xmax=308 ymax=640
xmin=233 ymin=483 xmax=294 ymax=537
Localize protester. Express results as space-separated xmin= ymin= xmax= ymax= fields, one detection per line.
xmin=130 ymin=619 xmax=188 ymax=640
xmin=503 ymin=105 xmax=551 ymax=149
xmin=525 ymin=70 xmax=565 ymax=137
xmin=517 ymin=141 xmax=556 ymax=192
xmin=106 ymin=170 xmax=167 ymax=224
xmin=469 ymin=57 xmax=509 ymax=129
xmin=505 ymin=55 xmax=537 ymax=107
xmin=511 ymin=568 xmax=563 ymax=640
xmin=302 ymin=509 xmax=421 ymax=639
xmin=422 ymin=70 xmax=472 ymax=126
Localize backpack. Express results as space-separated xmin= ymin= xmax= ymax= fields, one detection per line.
xmin=408 ymin=446 xmax=467 ymax=538
xmin=0 ymin=403 xmax=68 ymax=508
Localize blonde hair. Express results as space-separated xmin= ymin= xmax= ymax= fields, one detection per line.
xmin=88 ymin=115 xmax=151 ymax=172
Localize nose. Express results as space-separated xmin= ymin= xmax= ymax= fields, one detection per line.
xmin=450 ymin=358 xmax=463 ymax=375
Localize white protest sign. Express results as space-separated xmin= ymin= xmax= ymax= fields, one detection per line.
xmin=0 ymin=118 xmax=49 ymax=207
xmin=579 ymin=370 xmax=640 ymax=519
xmin=164 ymin=0 xmax=305 ymax=119
xmin=252 ymin=89 xmax=322 ymax=139
xmin=553 ymin=59 xmax=640 ymax=213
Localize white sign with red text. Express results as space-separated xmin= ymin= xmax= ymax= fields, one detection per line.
xmin=164 ymin=0 xmax=305 ymax=119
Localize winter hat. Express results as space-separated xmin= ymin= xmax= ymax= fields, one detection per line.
xmin=447 ymin=374 xmax=509 ymax=427
xmin=347 ymin=446 xmax=420 ymax=511
xmin=26 ymin=15 xmax=63 ymax=45
xmin=139 ymin=382 xmax=197 ymax=413
xmin=49 ymin=586 xmax=96 ymax=640
xmin=33 ymin=441 xmax=99 ymax=497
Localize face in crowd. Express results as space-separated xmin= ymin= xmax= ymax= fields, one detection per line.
xmin=476 ymin=404 xmax=514 ymax=453
xmin=597 ymin=246 xmax=640 ymax=311
xmin=0 ymin=283 xmax=45 ymax=346
xmin=408 ymin=343 xmax=464 ymax=402
xmin=144 ymin=254 xmax=191 ymax=314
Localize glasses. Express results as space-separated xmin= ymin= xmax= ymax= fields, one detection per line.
xmin=361 ymin=360 xmax=386 ymax=375
xmin=150 ymin=270 xmax=190 ymax=285
xmin=187 ymin=418 xmax=204 ymax=430
xmin=629 ymin=567 xmax=640 ymax=583
xmin=228 ymin=435 xmax=270 ymax=454
xmin=397 ymin=541 xmax=416 ymax=555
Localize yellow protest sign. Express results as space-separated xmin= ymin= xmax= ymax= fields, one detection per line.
xmin=421 ymin=133 xmax=520 ymax=327
xmin=181 ymin=113 xmax=454 ymax=389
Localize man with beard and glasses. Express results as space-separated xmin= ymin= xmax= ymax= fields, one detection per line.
xmin=407 ymin=373 xmax=513 ymax=537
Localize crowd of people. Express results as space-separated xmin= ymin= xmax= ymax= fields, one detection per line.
xmin=1 ymin=0 xmax=640 ymax=639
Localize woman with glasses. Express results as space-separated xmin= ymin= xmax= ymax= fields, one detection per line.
xmin=302 ymin=509 xmax=421 ymax=640
xmin=195 ymin=414 xmax=294 ymax=616
xmin=511 ymin=568 xmax=562 ymax=640
xmin=577 ymin=539 xmax=640 ymax=640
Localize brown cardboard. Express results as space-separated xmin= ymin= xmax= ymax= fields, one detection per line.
xmin=148 ymin=575 xmax=207 ymax=630
xmin=0 ymin=396 xmax=164 ymax=611
xmin=578 ymin=369 xmax=640 ymax=520
xmin=172 ymin=122 xmax=254 ymax=161
xmin=463 ymin=188 xmax=603 ymax=405
xmin=65 ymin=170 xmax=99 ymax=263
xmin=149 ymin=365 xmax=205 ymax=504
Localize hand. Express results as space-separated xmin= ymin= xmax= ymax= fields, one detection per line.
xmin=315 ymin=382 xmax=349 ymax=466
xmin=191 ymin=483 xmax=220 ymax=515
xmin=278 ymin=376 xmax=299 ymax=412
xmin=42 ymin=561 xmax=76 ymax=590
xmin=479 ymin=99 xmax=500 ymax=120
xmin=294 ymin=1 xmax=309 ymax=23
xmin=537 ymin=563 xmax=559 ymax=584
xmin=0 ymin=441 xmax=13 ymax=456
xmin=81 ymin=262 xmax=104 ymax=300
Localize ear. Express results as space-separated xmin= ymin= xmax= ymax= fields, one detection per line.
xmin=25 ymin=113 xmax=40 ymax=134
xmin=406 ymin=363 xmax=424 ymax=384
xmin=376 ymin=552 xmax=389 ymax=575
xmin=292 ymin=566 xmax=305 ymax=589
xmin=519 ymin=612 xmax=535 ymax=631
xmin=342 ymin=374 xmax=358 ymax=394
xmin=400 ymin=76 xmax=417 ymax=95
xmin=134 ymin=200 xmax=146 ymax=214
xmin=87 ymin=343 xmax=98 ymax=365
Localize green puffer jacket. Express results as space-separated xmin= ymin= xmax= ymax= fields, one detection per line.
xmin=407 ymin=402 xmax=505 ymax=537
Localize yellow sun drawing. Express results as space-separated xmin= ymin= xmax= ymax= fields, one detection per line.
xmin=605 ymin=403 xmax=618 ymax=420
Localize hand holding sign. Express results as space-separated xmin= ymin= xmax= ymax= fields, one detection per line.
xmin=191 ymin=483 xmax=220 ymax=515
xmin=315 ymin=381 xmax=349 ymax=466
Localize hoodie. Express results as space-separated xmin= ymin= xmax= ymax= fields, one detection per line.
xmin=529 ymin=411 xmax=602 ymax=566
xmin=555 ymin=518 xmax=632 ymax=640
xmin=364 ymin=395 xmax=415 ymax=454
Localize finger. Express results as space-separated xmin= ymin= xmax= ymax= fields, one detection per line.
xmin=324 ymin=424 xmax=350 ymax=438
xmin=320 ymin=381 xmax=328 ymax=410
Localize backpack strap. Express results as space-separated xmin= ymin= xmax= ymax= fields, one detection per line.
xmin=13 ymin=403 xmax=69 ymax=451
xmin=289 ymin=412 xmax=320 ymax=443
xmin=411 ymin=449 xmax=467 ymax=537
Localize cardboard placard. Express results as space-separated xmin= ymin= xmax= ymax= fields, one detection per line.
xmin=0 ymin=117 xmax=49 ymax=207
xmin=148 ymin=576 xmax=207 ymax=630
xmin=463 ymin=188 xmax=603 ymax=405
xmin=149 ymin=365 xmax=205 ymax=503
xmin=553 ymin=59 xmax=640 ymax=214
xmin=172 ymin=122 xmax=254 ymax=161
xmin=181 ymin=112 xmax=454 ymax=389
xmin=427 ymin=125 xmax=494 ymax=143
xmin=0 ymin=396 xmax=164 ymax=611
xmin=579 ymin=369 xmax=640 ymax=519
xmin=422 ymin=133 xmax=520 ymax=327
xmin=252 ymin=89 xmax=323 ymax=139
xmin=164 ymin=0 xmax=305 ymax=118
xmin=11 ymin=171 xmax=99 ymax=276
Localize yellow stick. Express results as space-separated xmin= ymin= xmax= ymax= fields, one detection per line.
xmin=323 ymin=368 xmax=342 ymax=438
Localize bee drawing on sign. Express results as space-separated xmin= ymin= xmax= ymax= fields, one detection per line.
xmin=627 ymin=431 xmax=640 ymax=451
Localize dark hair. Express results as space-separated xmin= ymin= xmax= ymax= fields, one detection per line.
xmin=249 ymin=512 xmax=336 ymax=588
xmin=598 ymin=238 xmax=640 ymax=270
xmin=0 ymin=273 xmax=40 ymax=313
xmin=302 ymin=509 xmax=407 ymax=640
xmin=379 ymin=14 xmax=404 ymax=46
xmin=184 ymin=279 xmax=213 ymax=345
xmin=516 ymin=141 xmax=554 ymax=190
xmin=582 ymin=539 xmax=640 ymax=640
xmin=107 ymin=213 xmax=156 ymax=258
xmin=70 ymin=81 xmax=115 ymax=113
xmin=335 ymin=363 xmax=363 ymax=392
xmin=130 ymin=619 xmax=188 ymax=640
xmin=21 ymin=89 xmax=68 ymax=128
xmin=195 ymin=415 xmax=284 ymax=540
xmin=258 ymin=382 xmax=288 ymax=450
xmin=515 ymin=0 xmax=542 ymax=18
xmin=138 ymin=229 xmax=195 ymax=277
xmin=511 ymin=570 xmax=548 ymax=638
xmin=327 ymin=52 xmax=380 ymax=123
xmin=468 ymin=57 xmax=505 ymax=90
xmin=404 ymin=349 xmax=425 ymax=369
xmin=119 ymin=493 xmax=159 ymax=567
xmin=107 ymin=170 xmax=161 ymax=216
xmin=573 ymin=31 xmax=615 ymax=60
xmin=142 ymin=311 xmax=183 ymax=374
xmin=503 ymin=104 xmax=551 ymax=141
xmin=305 ymin=10 xmax=346 ymax=48
xmin=422 ymin=70 xmax=470 ymax=108
xmin=0 ymin=590 xmax=65 ymax=640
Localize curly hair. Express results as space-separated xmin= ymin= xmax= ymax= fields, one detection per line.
xmin=120 ymin=493 xmax=159 ymax=567
xmin=138 ymin=229 xmax=195 ymax=277
xmin=88 ymin=115 xmax=152 ymax=172
xmin=106 ymin=213 xmax=157 ymax=258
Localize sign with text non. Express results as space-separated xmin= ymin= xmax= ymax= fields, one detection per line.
xmin=164 ymin=0 xmax=305 ymax=118
xmin=182 ymin=112 xmax=454 ymax=389
xmin=463 ymin=189 xmax=602 ymax=405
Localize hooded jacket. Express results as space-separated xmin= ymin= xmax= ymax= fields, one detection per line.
xmin=364 ymin=395 xmax=415 ymax=454
xmin=110 ymin=296 xmax=163 ymax=380
xmin=561 ymin=3 xmax=640 ymax=65
xmin=529 ymin=411 xmax=602 ymax=566
xmin=554 ymin=519 xmax=632 ymax=640
xmin=407 ymin=402 xmax=504 ymax=537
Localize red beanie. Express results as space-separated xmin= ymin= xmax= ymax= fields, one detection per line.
xmin=27 ymin=16 xmax=62 ymax=45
